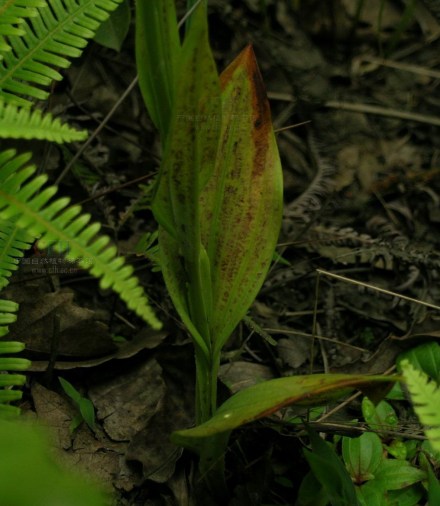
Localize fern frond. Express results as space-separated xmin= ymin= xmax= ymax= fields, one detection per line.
xmin=0 ymin=149 xmax=162 ymax=329
xmin=0 ymin=100 xmax=87 ymax=142
xmin=0 ymin=216 xmax=34 ymax=290
xmin=402 ymin=360 xmax=440 ymax=453
xmin=0 ymin=299 xmax=31 ymax=417
xmin=0 ymin=1 xmax=47 ymax=58
xmin=0 ymin=0 xmax=123 ymax=106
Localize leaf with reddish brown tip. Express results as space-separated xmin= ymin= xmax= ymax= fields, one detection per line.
xmin=200 ymin=45 xmax=283 ymax=354
xmin=171 ymin=373 xmax=399 ymax=454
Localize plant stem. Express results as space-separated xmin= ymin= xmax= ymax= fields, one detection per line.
xmin=195 ymin=346 xmax=212 ymax=424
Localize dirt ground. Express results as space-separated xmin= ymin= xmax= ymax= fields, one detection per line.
xmin=5 ymin=1 xmax=440 ymax=504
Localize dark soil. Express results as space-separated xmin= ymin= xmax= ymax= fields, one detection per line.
xmin=7 ymin=1 xmax=440 ymax=504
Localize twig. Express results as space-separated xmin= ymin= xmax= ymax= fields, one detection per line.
xmin=325 ymin=100 xmax=440 ymax=127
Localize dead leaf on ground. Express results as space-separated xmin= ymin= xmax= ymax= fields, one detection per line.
xmin=4 ymin=286 xmax=115 ymax=358
xmin=89 ymin=358 xmax=165 ymax=442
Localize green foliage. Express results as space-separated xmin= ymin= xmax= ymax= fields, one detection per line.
xmin=171 ymin=374 xmax=397 ymax=476
xmin=398 ymin=341 xmax=440 ymax=382
xmin=304 ymin=426 xmax=359 ymax=506
xmin=0 ymin=0 xmax=124 ymax=106
xmin=0 ymin=418 xmax=106 ymax=506
xmin=428 ymin=464 xmax=440 ymax=506
xmin=0 ymin=216 xmax=34 ymax=290
xmin=0 ymin=100 xmax=87 ymax=142
xmin=94 ymin=0 xmax=130 ymax=52
xmin=342 ymin=432 xmax=383 ymax=483
xmin=59 ymin=377 xmax=95 ymax=432
xmin=0 ymin=0 xmax=47 ymax=56
xmin=135 ymin=0 xmax=181 ymax=139
xmin=0 ymin=1 xmax=163 ymax=502
xmin=402 ymin=360 xmax=440 ymax=453
xmin=0 ymin=299 xmax=31 ymax=417
xmin=0 ymin=149 xmax=161 ymax=328
xmin=362 ymin=396 xmax=398 ymax=434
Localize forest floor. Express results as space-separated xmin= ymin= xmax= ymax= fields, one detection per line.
xmin=5 ymin=0 xmax=440 ymax=504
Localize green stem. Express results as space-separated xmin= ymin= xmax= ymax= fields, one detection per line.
xmin=195 ymin=346 xmax=212 ymax=425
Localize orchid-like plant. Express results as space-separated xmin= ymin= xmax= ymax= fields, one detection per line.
xmin=135 ymin=0 xmax=397 ymax=496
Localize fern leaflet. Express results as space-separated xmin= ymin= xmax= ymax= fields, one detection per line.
xmin=0 ymin=216 xmax=34 ymax=290
xmin=0 ymin=0 xmax=123 ymax=106
xmin=402 ymin=359 xmax=440 ymax=452
xmin=0 ymin=99 xmax=87 ymax=142
xmin=0 ymin=0 xmax=47 ymax=57
xmin=0 ymin=299 xmax=30 ymax=417
xmin=0 ymin=149 xmax=162 ymax=329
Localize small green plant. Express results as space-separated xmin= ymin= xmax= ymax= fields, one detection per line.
xmin=135 ymin=0 xmax=398 ymax=497
xmin=297 ymin=343 xmax=440 ymax=506
xmin=59 ymin=377 xmax=96 ymax=433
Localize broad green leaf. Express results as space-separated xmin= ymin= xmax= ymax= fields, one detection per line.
xmin=94 ymin=0 xmax=130 ymax=52
xmin=397 ymin=342 xmax=440 ymax=382
xmin=342 ymin=432 xmax=383 ymax=483
xmin=200 ymin=45 xmax=283 ymax=353
xmin=135 ymin=0 xmax=180 ymax=139
xmin=401 ymin=360 xmax=440 ymax=453
xmin=171 ymin=373 xmax=398 ymax=453
xmin=387 ymin=486 xmax=424 ymax=506
xmin=356 ymin=481 xmax=383 ymax=506
xmin=362 ymin=397 xmax=398 ymax=432
xmin=373 ymin=459 xmax=425 ymax=490
xmin=0 ymin=419 xmax=106 ymax=506
xmin=305 ymin=426 xmax=359 ymax=506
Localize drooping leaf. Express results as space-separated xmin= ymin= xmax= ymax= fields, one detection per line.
xmin=135 ymin=0 xmax=180 ymax=139
xmin=94 ymin=0 xmax=130 ymax=51
xmin=200 ymin=45 xmax=283 ymax=354
xmin=171 ymin=373 xmax=398 ymax=453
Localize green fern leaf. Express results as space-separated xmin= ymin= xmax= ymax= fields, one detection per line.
xmin=0 ymin=0 xmax=123 ymax=106
xmin=0 ymin=1 xmax=47 ymax=58
xmin=0 ymin=299 xmax=31 ymax=417
xmin=0 ymin=149 xmax=162 ymax=329
xmin=0 ymin=216 xmax=34 ymax=290
xmin=0 ymin=100 xmax=87 ymax=142
xmin=401 ymin=359 xmax=440 ymax=453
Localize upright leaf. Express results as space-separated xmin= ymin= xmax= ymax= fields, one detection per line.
xmin=305 ymin=426 xmax=359 ymax=506
xmin=135 ymin=0 xmax=180 ymax=139
xmin=154 ymin=2 xmax=221 ymax=346
xmin=200 ymin=45 xmax=283 ymax=353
